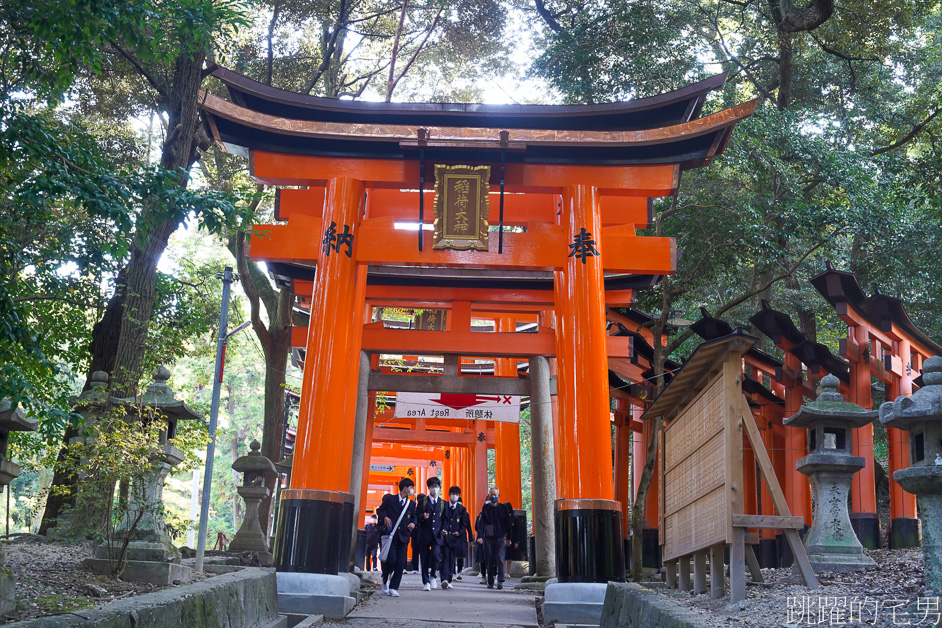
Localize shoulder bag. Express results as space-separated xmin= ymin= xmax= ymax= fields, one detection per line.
xmin=379 ymin=499 xmax=409 ymax=562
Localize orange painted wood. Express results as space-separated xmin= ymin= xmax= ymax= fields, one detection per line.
xmin=249 ymin=217 xmax=673 ymax=274
xmin=374 ymin=427 xmax=485 ymax=446
xmin=554 ymin=184 xmax=615 ymax=501
xmin=253 ymin=151 xmax=678 ymax=196
xmin=494 ymin=317 xmax=523 ymax=507
xmin=246 ymin=218 xmax=322 ymax=264
xmin=291 ymin=323 xmax=630 ymax=359
xmin=357 ymin=217 xmax=564 ymax=270
xmin=279 ymin=186 xmax=652 ymax=227
xmin=291 ymin=177 xmax=366 ymax=493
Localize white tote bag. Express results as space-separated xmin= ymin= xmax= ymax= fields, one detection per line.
xmin=379 ymin=499 xmax=409 ymax=562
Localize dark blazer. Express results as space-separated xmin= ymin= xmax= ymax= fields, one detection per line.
xmin=442 ymin=502 xmax=473 ymax=551
xmin=377 ymin=493 xmax=416 ymax=543
xmin=415 ymin=493 xmax=446 ymax=545
xmin=476 ymin=501 xmax=514 ymax=540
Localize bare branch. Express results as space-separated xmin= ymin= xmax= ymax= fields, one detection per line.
xmin=534 ymin=0 xmax=563 ymax=33
xmin=386 ymin=5 xmax=443 ymax=101
xmin=870 ymin=108 xmax=942 ymax=157
xmin=109 ymin=41 xmax=168 ymax=101
xmin=13 ymin=294 xmax=100 ymax=309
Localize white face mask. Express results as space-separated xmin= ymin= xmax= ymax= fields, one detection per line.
xmin=450 ymin=495 xmax=459 ymax=503
xmin=406 ymin=487 xmax=415 ymax=496
xmin=429 ymin=487 xmax=440 ymax=497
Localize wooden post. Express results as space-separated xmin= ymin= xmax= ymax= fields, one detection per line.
xmin=553 ymin=184 xmax=613 ymax=500
xmin=693 ymin=550 xmax=707 ymax=594
xmin=474 ymin=420 xmax=488 ymax=510
xmin=292 ymin=176 xmax=365 ymax=492
xmin=709 ymin=543 xmax=725 ymax=599
xmin=730 ymin=527 xmax=746 ymax=603
xmin=666 ymin=560 xmax=677 ymax=588
xmin=744 ymin=544 xmax=763 ymax=583
xmin=678 ymin=555 xmax=691 ymax=592
xmin=494 ymin=317 xmax=523 ymax=506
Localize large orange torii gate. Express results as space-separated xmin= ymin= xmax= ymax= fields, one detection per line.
xmin=200 ymin=66 xmax=755 ymax=584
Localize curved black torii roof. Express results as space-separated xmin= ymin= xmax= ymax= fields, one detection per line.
xmin=748 ymin=300 xmax=850 ymax=384
xmin=810 ymin=262 xmax=942 ymax=356
xmin=211 ymin=66 xmax=726 ymax=132
xmin=690 ymin=306 xmax=786 ymax=404
xmin=200 ymin=68 xmax=757 ymax=169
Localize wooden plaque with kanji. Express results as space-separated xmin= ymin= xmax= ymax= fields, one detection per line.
xmin=432 ymin=165 xmax=490 ymax=251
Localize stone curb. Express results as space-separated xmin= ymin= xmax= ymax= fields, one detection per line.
xmin=6 ymin=567 xmax=281 ymax=627
xmin=600 ymin=582 xmax=712 ymax=628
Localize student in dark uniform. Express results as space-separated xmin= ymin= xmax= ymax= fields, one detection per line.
xmin=364 ymin=514 xmax=380 ymax=571
xmin=415 ymin=476 xmax=446 ymax=591
xmin=475 ymin=486 xmax=514 ymax=589
xmin=376 ymin=478 xmax=417 ymax=597
xmin=440 ymin=485 xmax=472 ymax=589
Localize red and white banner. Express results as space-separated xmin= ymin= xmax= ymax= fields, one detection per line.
xmin=394 ymin=392 xmax=520 ymax=423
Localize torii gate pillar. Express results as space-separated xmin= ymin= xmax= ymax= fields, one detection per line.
xmin=553 ymin=184 xmax=626 ymax=583
xmin=273 ymin=177 xmax=365 ymax=575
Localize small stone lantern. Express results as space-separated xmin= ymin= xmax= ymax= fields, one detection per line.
xmin=880 ymin=355 xmax=942 ymax=596
xmin=85 ymin=367 xmax=200 ymax=585
xmin=784 ymin=374 xmax=877 ymax=572
xmin=0 ymin=399 xmax=38 ymax=615
xmin=229 ymin=440 xmax=277 ymax=565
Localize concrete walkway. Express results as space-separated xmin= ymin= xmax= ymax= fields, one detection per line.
xmin=322 ymin=571 xmax=540 ymax=628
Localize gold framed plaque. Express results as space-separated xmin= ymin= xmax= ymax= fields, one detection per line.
xmin=432 ymin=165 xmax=490 ymax=251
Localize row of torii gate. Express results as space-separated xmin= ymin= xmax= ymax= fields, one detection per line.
xmin=200 ymin=67 xmax=939 ymax=582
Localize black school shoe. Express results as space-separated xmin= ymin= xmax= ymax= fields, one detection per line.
xmin=497 ymin=583 xmax=503 ymax=590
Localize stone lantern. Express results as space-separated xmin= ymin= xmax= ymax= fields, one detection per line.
xmin=0 ymin=399 xmax=38 ymax=614
xmin=50 ymin=371 xmax=115 ymax=540
xmin=784 ymin=374 xmax=877 ymax=572
xmin=880 ymin=355 xmax=942 ymax=596
xmin=85 ymin=367 xmax=200 ymax=585
xmin=229 ymin=440 xmax=277 ymax=565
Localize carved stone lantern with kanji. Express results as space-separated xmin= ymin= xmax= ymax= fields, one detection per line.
xmin=880 ymin=355 xmax=942 ymax=596
xmin=229 ymin=440 xmax=277 ymax=565
xmin=784 ymin=374 xmax=877 ymax=572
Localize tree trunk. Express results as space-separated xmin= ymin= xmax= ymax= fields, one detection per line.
xmin=777 ymin=31 xmax=794 ymax=110
xmin=258 ymin=289 xmax=292 ymax=534
xmin=42 ymin=50 xmax=208 ymax=535
xmin=110 ymin=51 xmax=206 ymax=396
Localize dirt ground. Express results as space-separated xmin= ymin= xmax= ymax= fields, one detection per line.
xmin=650 ymin=548 xmax=935 ymax=628
xmin=0 ymin=539 xmax=209 ymax=625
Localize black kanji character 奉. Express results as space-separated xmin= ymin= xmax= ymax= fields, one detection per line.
xmin=568 ymin=227 xmax=600 ymax=264
xmin=429 ymin=460 xmax=437 ymax=468
xmin=477 ymin=432 xmax=486 ymax=442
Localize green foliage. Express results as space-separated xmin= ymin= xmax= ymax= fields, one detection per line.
xmin=0 ymin=0 xmax=250 ymax=102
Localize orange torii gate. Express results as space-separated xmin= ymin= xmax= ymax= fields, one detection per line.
xmin=200 ymin=66 xmax=755 ymax=583
xmin=810 ymin=264 xmax=942 ymax=549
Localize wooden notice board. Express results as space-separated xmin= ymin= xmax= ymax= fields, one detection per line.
xmin=644 ymin=332 xmax=817 ymax=602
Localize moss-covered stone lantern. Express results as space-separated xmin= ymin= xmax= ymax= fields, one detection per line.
xmin=229 ymin=439 xmax=277 ymax=565
xmin=784 ymin=374 xmax=877 ymax=572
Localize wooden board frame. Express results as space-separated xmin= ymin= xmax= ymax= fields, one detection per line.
xmin=648 ymin=334 xmax=818 ymax=602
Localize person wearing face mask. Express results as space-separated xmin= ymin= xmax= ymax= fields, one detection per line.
xmin=439 ymin=486 xmax=472 ymax=589
xmin=364 ymin=514 xmax=381 ymax=572
xmin=415 ymin=476 xmax=446 ymax=591
xmin=475 ymin=487 xmax=513 ymax=589
xmin=376 ymin=478 xmax=417 ymax=597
